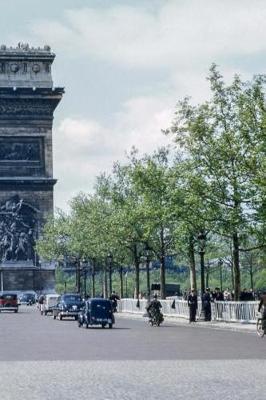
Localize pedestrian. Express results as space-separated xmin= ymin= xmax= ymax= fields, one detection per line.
xmin=215 ymin=288 xmax=224 ymax=301
xmin=223 ymin=288 xmax=231 ymax=301
xmin=38 ymin=294 xmax=45 ymax=315
xmin=188 ymin=289 xmax=198 ymax=323
xmin=202 ymin=288 xmax=212 ymax=321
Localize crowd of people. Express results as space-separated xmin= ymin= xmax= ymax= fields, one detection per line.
xmin=185 ymin=287 xmax=265 ymax=323
xmin=183 ymin=287 xmax=260 ymax=302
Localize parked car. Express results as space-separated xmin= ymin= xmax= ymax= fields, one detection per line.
xmin=53 ymin=294 xmax=83 ymax=320
xmin=18 ymin=292 xmax=36 ymax=305
xmin=43 ymin=294 xmax=60 ymax=316
xmin=78 ymin=298 xmax=114 ymax=329
xmin=0 ymin=292 xmax=19 ymax=313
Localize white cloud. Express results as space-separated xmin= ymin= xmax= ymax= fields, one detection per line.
xmin=28 ymin=0 xmax=266 ymax=68
xmin=14 ymin=0 xmax=264 ymax=211
xmin=54 ymin=95 xmax=174 ymax=210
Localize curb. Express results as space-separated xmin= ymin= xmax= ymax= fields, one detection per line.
xmin=117 ymin=312 xmax=256 ymax=334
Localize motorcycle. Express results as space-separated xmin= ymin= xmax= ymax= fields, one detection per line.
xmin=148 ymin=308 xmax=164 ymax=327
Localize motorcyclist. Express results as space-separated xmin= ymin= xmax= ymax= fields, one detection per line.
xmin=146 ymin=294 xmax=163 ymax=324
xmin=109 ymin=291 xmax=120 ymax=313
xmin=258 ymin=291 xmax=266 ymax=330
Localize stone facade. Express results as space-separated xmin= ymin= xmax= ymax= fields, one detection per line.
xmin=0 ymin=44 xmax=64 ymax=291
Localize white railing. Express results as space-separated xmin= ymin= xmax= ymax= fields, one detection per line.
xmin=118 ymin=299 xmax=259 ymax=324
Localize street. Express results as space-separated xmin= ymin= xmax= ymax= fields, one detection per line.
xmin=0 ymin=306 xmax=265 ymax=399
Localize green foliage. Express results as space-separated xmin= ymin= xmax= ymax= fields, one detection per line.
xmin=37 ymin=65 xmax=266 ymax=297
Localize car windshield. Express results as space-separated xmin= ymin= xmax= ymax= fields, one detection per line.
xmin=21 ymin=294 xmax=34 ymax=299
xmin=0 ymin=294 xmax=17 ymax=300
xmin=62 ymin=295 xmax=82 ymax=304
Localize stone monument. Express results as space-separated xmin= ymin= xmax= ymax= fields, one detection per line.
xmin=0 ymin=43 xmax=64 ymax=291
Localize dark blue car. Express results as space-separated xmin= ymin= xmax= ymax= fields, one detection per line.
xmin=78 ymin=298 xmax=114 ymax=329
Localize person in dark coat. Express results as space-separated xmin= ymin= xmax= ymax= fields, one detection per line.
xmin=188 ymin=289 xmax=198 ymax=322
xmin=215 ymin=288 xmax=224 ymax=301
xmin=202 ymin=288 xmax=212 ymax=321
xmin=258 ymin=291 xmax=266 ymax=330
xmin=109 ymin=291 xmax=120 ymax=312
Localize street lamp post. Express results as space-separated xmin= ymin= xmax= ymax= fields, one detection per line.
xmin=144 ymin=244 xmax=151 ymax=303
xmin=75 ymin=258 xmax=81 ymax=294
xmin=107 ymin=253 xmax=113 ymax=297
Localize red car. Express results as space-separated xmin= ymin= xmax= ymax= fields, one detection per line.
xmin=0 ymin=292 xmax=19 ymax=313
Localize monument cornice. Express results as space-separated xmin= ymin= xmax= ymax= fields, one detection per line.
xmin=0 ymin=177 xmax=57 ymax=191
xmin=0 ymin=87 xmax=64 ymax=119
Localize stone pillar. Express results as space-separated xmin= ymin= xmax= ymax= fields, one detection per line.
xmin=0 ymin=43 xmax=64 ymax=291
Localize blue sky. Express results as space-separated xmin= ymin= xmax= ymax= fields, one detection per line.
xmin=1 ymin=0 xmax=266 ymax=210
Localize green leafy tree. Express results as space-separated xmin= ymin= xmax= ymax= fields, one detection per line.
xmin=166 ymin=65 xmax=266 ymax=299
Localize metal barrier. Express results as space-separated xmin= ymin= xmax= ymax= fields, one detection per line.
xmin=118 ymin=299 xmax=259 ymax=324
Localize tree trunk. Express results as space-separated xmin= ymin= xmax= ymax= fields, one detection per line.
xmin=249 ymin=256 xmax=254 ymax=291
xmin=160 ymin=255 xmax=166 ymax=299
xmin=104 ymin=262 xmax=108 ymax=298
xmin=133 ymin=244 xmax=140 ymax=299
xmin=91 ymin=258 xmax=96 ymax=297
xmin=232 ymin=232 xmax=241 ymax=300
xmin=119 ymin=265 xmax=124 ymax=298
xmin=188 ymin=235 xmax=197 ymax=291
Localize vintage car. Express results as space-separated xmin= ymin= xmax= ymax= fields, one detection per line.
xmin=43 ymin=294 xmax=60 ymax=315
xmin=0 ymin=292 xmax=19 ymax=312
xmin=53 ymin=293 xmax=83 ymax=320
xmin=18 ymin=292 xmax=36 ymax=305
xmin=77 ymin=298 xmax=114 ymax=329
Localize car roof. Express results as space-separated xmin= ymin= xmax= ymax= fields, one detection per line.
xmin=88 ymin=298 xmax=111 ymax=303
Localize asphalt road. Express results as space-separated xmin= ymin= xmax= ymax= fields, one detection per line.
xmin=0 ymin=306 xmax=265 ymax=399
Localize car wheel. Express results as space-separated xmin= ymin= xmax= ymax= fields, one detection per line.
xmin=74 ymin=315 xmax=78 ymax=321
xmin=14 ymin=309 xmax=18 ymax=313
xmin=102 ymin=324 xmax=106 ymax=329
xmin=108 ymin=323 xmax=113 ymax=329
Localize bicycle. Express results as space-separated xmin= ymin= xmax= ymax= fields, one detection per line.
xmin=256 ymin=313 xmax=265 ymax=338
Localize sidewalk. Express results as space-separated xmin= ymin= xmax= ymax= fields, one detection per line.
xmin=118 ymin=312 xmax=256 ymax=334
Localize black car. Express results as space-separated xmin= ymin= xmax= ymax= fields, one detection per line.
xmin=78 ymin=298 xmax=114 ymax=329
xmin=18 ymin=292 xmax=36 ymax=305
xmin=53 ymin=294 xmax=83 ymax=320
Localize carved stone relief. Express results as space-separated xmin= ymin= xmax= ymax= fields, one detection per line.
xmin=0 ymin=195 xmax=39 ymax=262
xmin=0 ymin=99 xmax=54 ymax=116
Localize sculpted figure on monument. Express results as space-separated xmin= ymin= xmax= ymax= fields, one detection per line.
xmin=0 ymin=195 xmax=37 ymax=262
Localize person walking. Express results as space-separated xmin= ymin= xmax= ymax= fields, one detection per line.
xmin=188 ymin=289 xmax=198 ymax=323
xmin=38 ymin=294 xmax=45 ymax=315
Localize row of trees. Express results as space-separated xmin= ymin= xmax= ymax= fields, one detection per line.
xmin=37 ymin=66 xmax=266 ymax=299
